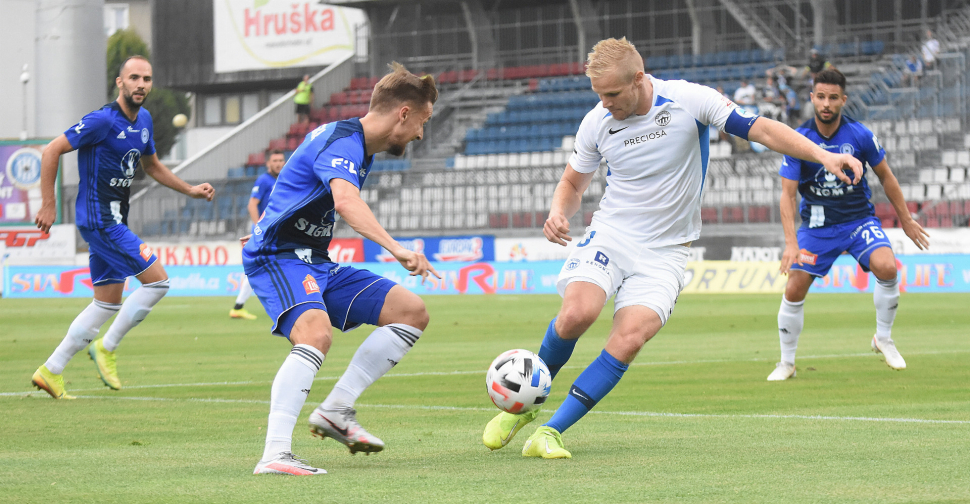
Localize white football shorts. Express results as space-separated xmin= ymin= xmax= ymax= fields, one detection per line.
xmin=557 ymin=225 xmax=690 ymax=326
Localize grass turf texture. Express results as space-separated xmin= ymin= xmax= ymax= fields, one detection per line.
xmin=1 ymin=293 xmax=969 ymax=504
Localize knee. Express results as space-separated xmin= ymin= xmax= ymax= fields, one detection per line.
xmin=870 ymin=260 xmax=898 ymax=281
xmin=294 ymin=330 xmax=332 ymax=355
xmin=398 ymin=295 xmax=430 ymax=331
xmin=556 ymin=305 xmax=599 ymax=339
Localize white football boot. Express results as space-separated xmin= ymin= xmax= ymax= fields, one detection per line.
xmin=309 ymin=407 xmax=385 ymax=455
xmin=767 ymin=362 xmax=796 ymax=381
xmin=872 ymin=335 xmax=906 ymax=370
xmin=253 ymin=452 xmax=326 ymax=475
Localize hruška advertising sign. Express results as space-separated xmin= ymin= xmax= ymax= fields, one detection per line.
xmin=213 ymin=0 xmax=366 ymax=73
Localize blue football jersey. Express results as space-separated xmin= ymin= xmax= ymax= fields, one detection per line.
xmin=65 ymin=102 xmax=156 ymax=229
xmin=246 ymin=119 xmax=373 ymax=264
xmin=778 ymin=115 xmax=885 ymax=228
xmin=250 ymin=172 xmax=278 ymax=217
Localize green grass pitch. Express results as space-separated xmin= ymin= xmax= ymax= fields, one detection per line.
xmin=1 ymin=293 xmax=969 ymax=503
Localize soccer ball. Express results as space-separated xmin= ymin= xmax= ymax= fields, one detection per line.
xmin=485 ymin=349 xmax=552 ymax=414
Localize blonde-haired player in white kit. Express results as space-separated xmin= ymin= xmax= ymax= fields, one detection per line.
xmin=482 ymin=37 xmax=865 ymax=459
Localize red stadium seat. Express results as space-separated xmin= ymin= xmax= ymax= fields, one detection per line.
xmin=747 ymin=206 xmax=769 ymax=223
xmin=268 ymin=138 xmax=286 ymax=151
xmin=247 ymin=152 xmax=265 ymax=166
xmin=489 ymin=213 xmax=509 ymax=228
xmin=459 ymin=69 xmax=478 ymax=82
xmin=512 ymin=212 xmax=532 ymax=228
xmin=330 ymin=92 xmax=348 ymax=106
xmin=535 ymin=211 xmax=548 ymax=225
xmin=880 ymin=217 xmax=896 ymax=228
xmin=722 ymin=206 xmax=743 ymax=223
xmin=701 ymin=207 xmax=718 ymax=223
xmin=906 ymin=201 xmax=919 ymax=214
xmin=286 ymin=137 xmax=299 ymax=150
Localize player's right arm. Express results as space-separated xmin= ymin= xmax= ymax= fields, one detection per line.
xmin=778 ymin=177 xmax=803 ymax=274
xmin=330 ymin=178 xmax=439 ymax=281
xmin=545 ymin=164 xmax=595 ymax=246
xmin=34 ymin=134 xmax=74 ymax=233
xmin=247 ymin=197 xmax=261 ymax=225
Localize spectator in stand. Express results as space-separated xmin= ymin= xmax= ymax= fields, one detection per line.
xmin=294 ymin=74 xmax=314 ymax=124
xmin=903 ymin=54 xmax=924 ymax=87
xmin=733 ymin=79 xmax=757 ymax=106
xmin=758 ymin=76 xmax=785 ymax=122
xmin=780 ymin=83 xmax=801 ymax=127
xmin=921 ymin=30 xmax=940 ymax=70
xmin=805 ymin=48 xmax=831 ymax=83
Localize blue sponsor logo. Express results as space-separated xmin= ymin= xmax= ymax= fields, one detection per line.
xmin=594 ymin=251 xmax=609 ymax=267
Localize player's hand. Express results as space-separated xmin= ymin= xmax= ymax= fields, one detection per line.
xmin=34 ymin=203 xmax=56 ymax=234
xmin=821 ymin=152 xmax=863 ymax=185
xmin=779 ymin=243 xmax=803 ymax=275
xmin=393 ymin=247 xmax=441 ymax=284
xmin=544 ymin=212 xmax=572 ymax=246
xmin=188 ymin=183 xmax=215 ymax=201
xmin=901 ymin=217 xmax=930 ymax=250
xmin=240 ymin=234 xmax=252 ymax=246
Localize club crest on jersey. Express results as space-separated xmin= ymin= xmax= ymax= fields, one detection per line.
xmin=655 ymin=110 xmax=671 ymax=127
xmin=303 ymin=274 xmax=320 ymax=294
xmin=141 ymin=128 xmax=149 ymax=144
xmin=799 ymin=250 xmax=818 ymax=265
xmin=139 ymin=243 xmax=154 ymax=261
xmin=840 ymin=143 xmax=855 ymax=155
xmin=5 ymin=148 xmax=42 ymax=190
xmin=565 ymin=259 xmax=580 ymax=271
xmin=121 ymin=149 xmax=141 ymax=178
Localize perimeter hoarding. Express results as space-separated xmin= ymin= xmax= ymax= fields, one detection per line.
xmin=5 ymin=255 xmax=970 ymax=298
xmin=0 ymin=141 xmax=59 ymax=226
xmin=213 ymin=0 xmax=366 ymax=73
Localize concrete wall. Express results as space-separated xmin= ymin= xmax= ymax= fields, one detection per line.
xmin=0 ymin=0 xmax=37 ymax=140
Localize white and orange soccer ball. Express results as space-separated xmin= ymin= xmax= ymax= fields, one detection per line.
xmin=485 ymin=349 xmax=552 ymax=414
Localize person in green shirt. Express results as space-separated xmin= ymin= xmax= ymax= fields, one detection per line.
xmin=294 ymin=74 xmax=313 ymax=124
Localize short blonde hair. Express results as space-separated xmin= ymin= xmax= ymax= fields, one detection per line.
xmin=369 ymin=62 xmax=438 ymax=113
xmin=585 ymin=37 xmax=644 ymax=82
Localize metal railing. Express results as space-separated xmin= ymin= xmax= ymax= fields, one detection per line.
xmin=129 ymin=54 xmax=354 ymax=203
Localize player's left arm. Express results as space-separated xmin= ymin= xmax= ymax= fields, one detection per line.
xmin=747 ymin=118 xmax=862 ymax=185
xmin=140 ymin=154 xmax=214 ymax=201
xmin=871 ymin=159 xmax=930 ymax=249
xmin=330 ymin=178 xmax=439 ymax=282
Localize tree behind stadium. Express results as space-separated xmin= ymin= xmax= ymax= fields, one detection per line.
xmin=106 ymin=29 xmax=189 ymax=160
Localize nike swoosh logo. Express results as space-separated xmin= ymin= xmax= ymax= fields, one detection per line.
xmin=324 ymin=418 xmax=349 ymax=437
xmin=608 ymin=127 xmax=629 ymax=135
xmin=502 ymin=420 xmax=521 ymax=443
xmin=545 ymin=441 xmax=553 ymax=454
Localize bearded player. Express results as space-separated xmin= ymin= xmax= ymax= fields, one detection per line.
xmin=768 ymin=68 xmax=929 ymax=381
xmin=31 ymin=56 xmax=214 ymax=398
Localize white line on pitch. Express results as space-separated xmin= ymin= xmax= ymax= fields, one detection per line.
xmin=20 ymin=395 xmax=970 ymax=425
xmin=2 ymin=349 xmax=967 ymax=397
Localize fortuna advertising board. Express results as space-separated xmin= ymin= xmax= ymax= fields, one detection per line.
xmin=7 ymin=255 xmax=970 ymax=298
xmin=213 ymin=0 xmax=366 ymax=73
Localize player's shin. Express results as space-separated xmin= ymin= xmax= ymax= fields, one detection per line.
xmin=101 ymin=279 xmax=170 ymax=352
xmin=873 ymin=275 xmax=899 ymax=340
xmin=544 ymin=350 xmax=628 ymax=434
xmin=321 ymin=324 xmax=421 ymax=410
xmin=777 ymin=296 xmax=804 ymax=364
xmin=44 ymin=300 xmax=121 ymax=374
xmin=262 ymin=344 xmax=325 ymax=461
xmin=538 ymin=317 xmax=577 ymax=380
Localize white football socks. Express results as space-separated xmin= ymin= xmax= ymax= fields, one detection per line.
xmin=321 ymin=324 xmax=422 ymax=411
xmin=777 ymin=296 xmax=804 ymax=365
xmin=44 ymin=300 xmax=121 ymax=375
xmin=102 ymin=279 xmax=170 ymax=352
xmin=235 ymin=275 xmax=253 ymax=307
xmin=262 ymin=344 xmax=324 ymax=461
xmin=873 ymin=275 xmax=900 ymax=341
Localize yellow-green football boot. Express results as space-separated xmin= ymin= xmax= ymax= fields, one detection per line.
xmin=31 ymin=365 xmax=75 ymax=400
xmin=229 ymin=308 xmax=257 ymax=320
xmin=522 ymin=426 xmax=571 ymax=459
xmin=88 ymin=339 xmax=121 ymax=390
xmin=483 ymin=409 xmax=540 ymax=450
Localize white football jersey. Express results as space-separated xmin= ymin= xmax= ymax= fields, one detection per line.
xmin=569 ymin=75 xmax=756 ymax=247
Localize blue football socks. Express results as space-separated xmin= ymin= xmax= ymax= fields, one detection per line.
xmin=537 ymin=317 xmax=577 ymax=380
xmin=544 ymin=350 xmax=628 ymax=434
